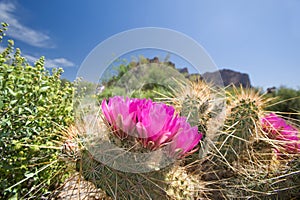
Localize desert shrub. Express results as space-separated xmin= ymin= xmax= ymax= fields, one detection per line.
xmin=266 ymin=86 xmax=300 ymax=122
xmin=0 ymin=23 xmax=74 ymax=199
xmin=98 ymin=59 xmax=182 ymax=101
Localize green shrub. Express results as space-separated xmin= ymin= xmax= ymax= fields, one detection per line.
xmin=266 ymin=86 xmax=300 ymax=122
xmin=98 ymin=59 xmax=183 ymax=101
xmin=0 ymin=23 xmax=74 ymax=199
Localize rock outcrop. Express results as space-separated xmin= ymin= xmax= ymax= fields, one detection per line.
xmin=202 ymin=69 xmax=251 ymax=87
xmin=132 ymin=57 xmax=251 ymax=88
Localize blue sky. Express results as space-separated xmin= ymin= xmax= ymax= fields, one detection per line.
xmin=0 ymin=0 xmax=299 ymax=89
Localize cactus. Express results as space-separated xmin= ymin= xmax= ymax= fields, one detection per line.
xmin=163 ymin=79 xmax=218 ymax=133
xmin=217 ymin=86 xmax=270 ymax=163
xmin=72 ymin=95 xmax=204 ymax=199
xmin=61 ymin=82 xmax=299 ymax=200
xmin=160 ymin=79 xmax=226 ymax=160
xmin=165 ymin=165 xmax=202 ymax=199
xmin=212 ymin=87 xmax=300 ymax=199
xmin=78 ymin=150 xmax=170 ymax=199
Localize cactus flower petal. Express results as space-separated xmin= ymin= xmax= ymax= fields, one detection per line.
xmin=261 ymin=113 xmax=300 ymax=154
xmin=169 ymin=117 xmax=203 ymax=158
xmin=101 ymin=96 xmax=202 ymax=157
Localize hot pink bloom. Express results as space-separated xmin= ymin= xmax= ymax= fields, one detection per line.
xmin=261 ymin=113 xmax=300 ymax=154
xmin=101 ymin=96 xmax=136 ymax=138
xmin=169 ymin=117 xmax=203 ymax=158
xmin=261 ymin=113 xmax=286 ymax=135
xmin=280 ymin=124 xmax=300 ymax=153
xmin=136 ymin=102 xmax=178 ymax=149
xmin=101 ymin=96 xmax=202 ymax=157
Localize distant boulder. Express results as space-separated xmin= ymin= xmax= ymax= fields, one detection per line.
xmin=178 ymin=67 xmax=189 ymax=74
xmin=187 ymin=73 xmax=202 ymax=82
xmin=164 ymin=61 xmax=175 ymax=68
xmin=202 ymin=69 xmax=251 ymax=87
xmin=149 ymin=57 xmax=160 ymax=63
xmin=267 ymin=86 xmax=276 ymax=94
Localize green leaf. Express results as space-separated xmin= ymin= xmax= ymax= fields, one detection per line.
xmin=7 ymin=88 xmax=17 ymax=96
xmin=8 ymin=193 xmax=18 ymax=200
xmin=11 ymin=99 xmax=18 ymax=104
xmin=24 ymin=172 xmax=35 ymax=178
xmin=40 ymin=86 xmax=50 ymax=92
xmin=24 ymin=107 xmax=32 ymax=114
xmin=18 ymin=107 xmax=23 ymax=115
xmin=0 ymin=99 xmax=3 ymax=109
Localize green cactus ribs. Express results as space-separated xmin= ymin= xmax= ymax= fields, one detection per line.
xmin=78 ymin=150 xmax=169 ymax=199
xmin=217 ymin=86 xmax=268 ymax=163
xmin=78 ymin=149 xmax=209 ymax=199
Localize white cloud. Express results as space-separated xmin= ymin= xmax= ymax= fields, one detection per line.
xmin=0 ymin=1 xmax=53 ymax=48
xmin=45 ymin=57 xmax=75 ymax=68
xmin=25 ymin=54 xmax=75 ymax=68
xmin=0 ymin=45 xmax=5 ymax=52
xmin=0 ymin=45 xmax=74 ymax=68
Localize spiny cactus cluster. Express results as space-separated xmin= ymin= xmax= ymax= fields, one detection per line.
xmin=162 ymin=79 xmax=226 ymax=161
xmin=164 ymin=79 xmax=220 ymax=133
xmin=78 ymin=150 xmax=170 ymax=199
xmin=210 ymin=87 xmax=300 ymax=199
xmin=165 ymin=165 xmax=204 ymax=199
xmin=56 ymin=80 xmax=299 ymax=200
xmin=217 ymin=87 xmax=267 ymax=163
xmin=67 ymin=92 xmax=207 ymax=199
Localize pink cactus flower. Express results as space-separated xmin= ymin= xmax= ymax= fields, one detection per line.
xmin=261 ymin=113 xmax=286 ymax=135
xmin=101 ymin=96 xmax=136 ymax=138
xmin=101 ymin=96 xmax=202 ymax=157
xmin=280 ymin=124 xmax=300 ymax=153
xmin=261 ymin=113 xmax=300 ymax=154
xmin=136 ymin=102 xmax=178 ymax=149
xmin=169 ymin=117 xmax=203 ymax=158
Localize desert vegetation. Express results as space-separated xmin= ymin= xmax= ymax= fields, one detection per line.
xmin=1 ymin=22 xmax=299 ymax=199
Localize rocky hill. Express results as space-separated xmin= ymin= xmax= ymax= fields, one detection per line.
xmin=134 ymin=57 xmax=251 ymax=88
xmin=202 ymin=69 xmax=251 ymax=87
